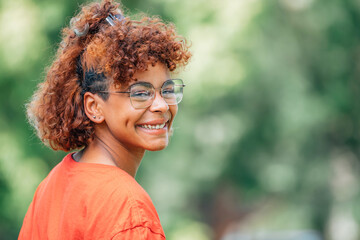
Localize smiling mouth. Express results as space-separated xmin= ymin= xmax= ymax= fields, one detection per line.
xmin=137 ymin=118 xmax=171 ymax=130
xmin=138 ymin=122 xmax=167 ymax=130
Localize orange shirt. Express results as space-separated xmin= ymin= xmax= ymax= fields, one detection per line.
xmin=19 ymin=153 xmax=165 ymax=240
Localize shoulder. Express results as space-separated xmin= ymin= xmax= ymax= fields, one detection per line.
xmin=94 ymin=168 xmax=161 ymax=221
xmin=82 ymin=164 xmax=152 ymax=208
xmin=79 ymin=167 xmax=165 ymax=238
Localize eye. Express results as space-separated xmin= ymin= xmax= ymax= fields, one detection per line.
xmin=131 ymin=90 xmax=152 ymax=98
xmin=162 ymin=81 xmax=176 ymax=96
xmin=162 ymin=87 xmax=175 ymax=95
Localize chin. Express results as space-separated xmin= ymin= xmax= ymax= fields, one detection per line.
xmin=145 ymin=141 xmax=168 ymax=151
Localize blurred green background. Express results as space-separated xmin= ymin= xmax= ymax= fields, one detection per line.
xmin=1 ymin=0 xmax=360 ymax=239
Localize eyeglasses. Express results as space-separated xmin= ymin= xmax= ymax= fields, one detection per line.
xmin=98 ymin=79 xmax=185 ymax=109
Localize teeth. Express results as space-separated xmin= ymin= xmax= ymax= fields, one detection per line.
xmin=140 ymin=123 xmax=166 ymax=130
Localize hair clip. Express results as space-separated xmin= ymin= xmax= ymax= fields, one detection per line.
xmin=105 ymin=13 xmax=125 ymax=26
xmin=74 ymin=23 xmax=89 ymax=37
xmin=73 ymin=13 xmax=124 ymax=37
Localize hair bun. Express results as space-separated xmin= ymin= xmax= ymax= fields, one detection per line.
xmin=70 ymin=0 xmax=121 ymax=38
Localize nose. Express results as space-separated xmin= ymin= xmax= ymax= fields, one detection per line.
xmin=149 ymin=91 xmax=169 ymax=112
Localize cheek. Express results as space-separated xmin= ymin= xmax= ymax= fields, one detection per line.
xmin=124 ymin=110 xmax=147 ymax=128
xmin=104 ymin=101 xmax=144 ymax=131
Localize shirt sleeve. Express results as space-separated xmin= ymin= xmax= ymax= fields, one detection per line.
xmin=112 ymin=225 xmax=166 ymax=240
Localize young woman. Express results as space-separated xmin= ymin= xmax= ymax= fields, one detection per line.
xmin=19 ymin=0 xmax=191 ymax=239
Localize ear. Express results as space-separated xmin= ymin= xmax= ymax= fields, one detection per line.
xmin=83 ymin=92 xmax=105 ymax=124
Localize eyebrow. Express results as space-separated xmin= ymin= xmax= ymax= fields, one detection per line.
xmin=119 ymin=80 xmax=146 ymax=90
xmin=131 ymin=80 xmax=150 ymax=85
xmin=127 ymin=79 xmax=172 ymax=89
xmin=127 ymin=81 xmax=152 ymax=88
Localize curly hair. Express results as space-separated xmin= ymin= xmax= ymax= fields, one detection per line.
xmin=27 ymin=0 xmax=191 ymax=151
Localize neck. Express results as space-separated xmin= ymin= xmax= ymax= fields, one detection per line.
xmin=74 ymin=133 xmax=145 ymax=178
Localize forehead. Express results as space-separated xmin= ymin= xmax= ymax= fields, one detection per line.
xmin=133 ymin=63 xmax=170 ymax=81
xmin=113 ymin=63 xmax=171 ymax=90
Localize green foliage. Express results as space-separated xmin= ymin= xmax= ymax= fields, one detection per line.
xmin=1 ymin=0 xmax=360 ymax=239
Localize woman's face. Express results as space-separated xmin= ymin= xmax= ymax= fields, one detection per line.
xmin=99 ymin=63 xmax=178 ymax=151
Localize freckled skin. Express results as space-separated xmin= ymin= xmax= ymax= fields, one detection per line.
xmin=74 ymin=63 xmax=178 ymax=177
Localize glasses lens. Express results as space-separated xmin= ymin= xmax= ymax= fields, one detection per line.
xmin=129 ymin=82 xmax=154 ymax=108
xmin=128 ymin=79 xmax=184 ymax=109
xmin=161 ymin=79 xmax=184 ymax=105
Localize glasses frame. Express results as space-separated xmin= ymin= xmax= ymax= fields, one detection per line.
xmin=97 ymin=78 xmax=186 ymax=109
